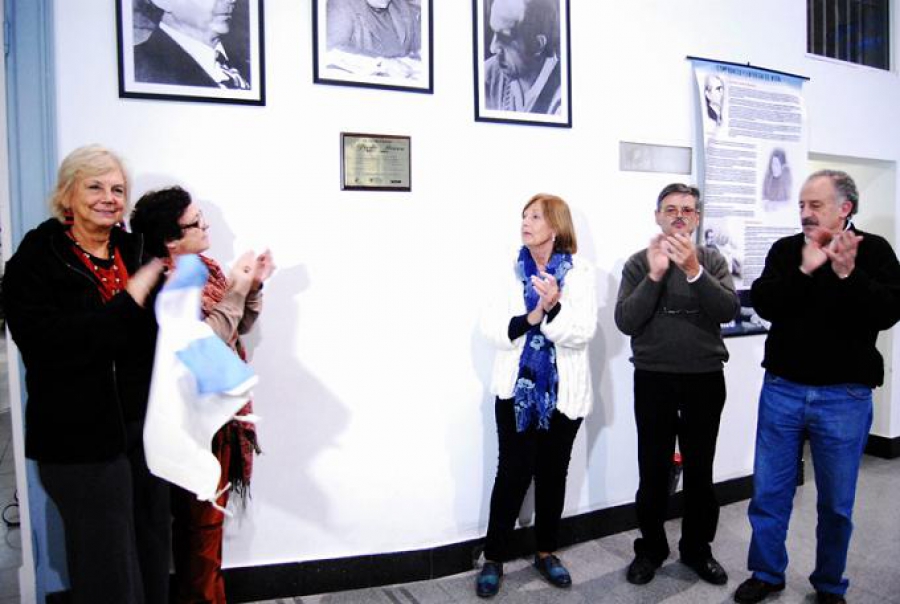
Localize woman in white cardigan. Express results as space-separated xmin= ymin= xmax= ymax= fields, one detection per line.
xmin=476 ymin=193 xmax=597 ymax=598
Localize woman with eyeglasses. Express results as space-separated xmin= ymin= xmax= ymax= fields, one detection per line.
xmin=476 ymin=193 xmax=597 ymax=598
xmin=2 ymin=145 xmax=169 ymax=603
xmin=131 ymin=185 xmax=274 ymax=604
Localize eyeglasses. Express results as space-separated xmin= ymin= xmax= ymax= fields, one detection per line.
xmin=661 ymin=206 xmax=698 ymax=218
xmin=180 ymin=211 xmax=206 ymax=231
xmin=658 ymin=307 xmax=700 ymax=316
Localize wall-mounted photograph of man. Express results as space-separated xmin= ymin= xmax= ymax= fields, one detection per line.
xmin=703 ymin=74 xmax=725 ymax=131
xmin=472 ymin=0 xmax=572 ymax=127
xmin=312 ymin=0 xmax=433 ymax=94
xmin=117 ymin=0 xmax=265 ymax=105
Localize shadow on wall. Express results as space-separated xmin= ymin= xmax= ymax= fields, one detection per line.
xmin=550 ymin=208 xmax=628 ymax=516
xmin=161 ymin=198 xmax=350 ymax=552
xmin=462 ymin=257 xmax=530 ymax=552
xmin=568 ymin=213 xmax=628 ymax=511
xmin=582 ymin=268 xmax=626 ymax=507
xmin=235 ymin=261 xmax=350 ymax=538
xmin=470 ymin=325 xmax=497 ymax=555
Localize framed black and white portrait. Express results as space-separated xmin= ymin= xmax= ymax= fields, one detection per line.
xmin=117 ymin=0 xmax=266 ymax=105
xmin=472 ymin=0 xmax=572 ymax=127
xmin=312 ymin=0 xmax=433 ymax=94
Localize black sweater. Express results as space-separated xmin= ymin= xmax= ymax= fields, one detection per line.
xmin=751 ymin=228 xmax=900 ymax=387
xmin=2 ymin=219 xmax=158 ymax=462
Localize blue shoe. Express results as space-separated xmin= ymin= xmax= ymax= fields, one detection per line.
xmin=534 ymin=554 xmax=572 ymax=588
xmin=476 ymin=561 xmax=503 ymax=598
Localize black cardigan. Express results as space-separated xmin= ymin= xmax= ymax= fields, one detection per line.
xmin=2 ymin=219 xmax=158 ymax=462
xmin=751 ymin=228 xmax=900 ymax=388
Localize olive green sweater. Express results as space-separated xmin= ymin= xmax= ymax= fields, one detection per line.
xmin=615 ymin=246 xmax=739 ymax=373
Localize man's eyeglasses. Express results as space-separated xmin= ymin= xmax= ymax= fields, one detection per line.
xmin=180 ymin=211 xmax=206 ymax=231
xmin=661 ymin=206 xmax=698 ymax=218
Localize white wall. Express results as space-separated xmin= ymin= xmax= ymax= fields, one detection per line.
xmin=41 ymin=0 xmax=900 ymax=569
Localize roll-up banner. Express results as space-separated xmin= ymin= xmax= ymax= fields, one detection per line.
xmin=692 ymin=58 xmax=808 ymax=336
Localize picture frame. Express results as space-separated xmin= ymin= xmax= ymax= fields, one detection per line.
xmin=340 ymin=133 xmax=412 ymax=192
xmin=312 ymin=0 xmax=433 ymax=94
xmin=472 ymin=0 xmax=572 ymax=127
xmin=116 ymin=0 xmax=266 ymax=106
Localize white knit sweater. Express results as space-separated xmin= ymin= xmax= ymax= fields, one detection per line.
xmin=480 ymin=254 xmax=598 ymax=420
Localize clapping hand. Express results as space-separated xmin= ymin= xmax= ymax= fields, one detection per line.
xmin=251 ymin=249 xmax=275 ymax=292
xmin=662 ymin=233 xmax=701 ymax=279
xmin=524 ymin=271 xmax=560 ymax=325
xmin=824 ymin=230 xmax=863 ymax=279
xmin=647 ymin=234 xmax=670 ymax=281
xmin=531 ymin=272 xmax=561 ymax=312
xmin=800 ymin=226 xmax=831 ymax=275
xmin=229 ymin=251 xmax=257 ymax=294
xmin=801 ymin=227 xmax=862 ymax=278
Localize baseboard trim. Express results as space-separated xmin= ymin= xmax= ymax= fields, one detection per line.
xmin=222 ymin=474 xmax=753 ymax=602
xmin=47 ymin=476 xmax=753 ymax=603
xmin=865 ymin=434 xmax=900 ymax=459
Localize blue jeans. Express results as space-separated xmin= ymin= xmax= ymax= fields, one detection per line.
xmin=747 ymin=372 xmax=872 ymax=596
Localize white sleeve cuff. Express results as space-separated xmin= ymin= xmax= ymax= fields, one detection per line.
xmin=686 ymin=265 xmax=704 ymax=283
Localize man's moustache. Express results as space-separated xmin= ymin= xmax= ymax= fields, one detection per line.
xmin=801 ymin=218 xmax=818 ymax=227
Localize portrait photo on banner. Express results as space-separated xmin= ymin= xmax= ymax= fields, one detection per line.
xmin=116 ymin=0 xmax=266 ymax=105
xmin=472 ymin=0 xmax=572 ymax=127
xmin=312 ymin=0 xmax=434 ymax=94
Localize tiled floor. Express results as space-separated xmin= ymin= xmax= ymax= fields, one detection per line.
xmin=247 ymin=454 xmax=900 ymax=604
xmin=0 ymin=411 xmax=898 ymax=603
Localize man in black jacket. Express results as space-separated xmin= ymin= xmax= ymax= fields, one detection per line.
xmin=735 ymin=170 xmax=900 ymax=604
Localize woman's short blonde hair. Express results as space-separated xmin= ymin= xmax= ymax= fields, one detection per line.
xmin=522 ymin=193 xmax=577 ymax=254
xmin=49 ymin=145 xmax=130 ymax=221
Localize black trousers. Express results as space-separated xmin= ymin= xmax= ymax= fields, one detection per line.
xmin=484 ymin=397 xmax=583 ymax=562
xmin=633 ymin=369 xmax=726 ymax=563
xmin=39 ymin=427 xmax=171 ymax=604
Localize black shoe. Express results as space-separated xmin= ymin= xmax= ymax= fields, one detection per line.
xmin=816 ymin=592 xmax=846 ymax=604
xmin=734 ymin=577 xmax=786 ymax=603
xmin=475 ymin=561 xmax=503 ymax=598
xmin=533 ymin=554 xmax=572 ymax=588
xmin=682 ymin=555 xmax=728 ymax=585
xmin=626 ymin=555 xmax=660 ymax=585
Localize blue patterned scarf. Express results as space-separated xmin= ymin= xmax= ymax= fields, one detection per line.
xmin=513 ymin=246 xmax=573 ymax=432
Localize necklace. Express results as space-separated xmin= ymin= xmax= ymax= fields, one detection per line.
xmin=68 ymin=230 xmax=111 ymax=258
xmin=67 ymin=231 xmax=127 ymax=301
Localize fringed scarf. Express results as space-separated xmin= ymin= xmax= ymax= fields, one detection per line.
xmin=197 ymin=255 xmax=261 ymax=504
xmin=513 ymin=246 xmax=572 ymax=432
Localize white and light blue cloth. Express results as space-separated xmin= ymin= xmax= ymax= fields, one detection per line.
xmin=143 ymin=254 xmax=258 ymax=505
